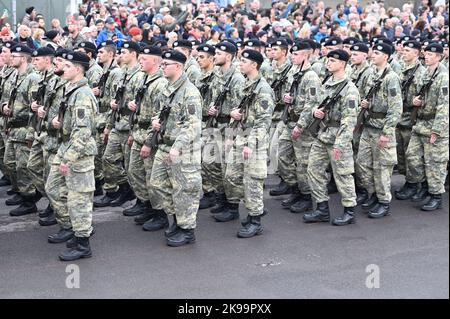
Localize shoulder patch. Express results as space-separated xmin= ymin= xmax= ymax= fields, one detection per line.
xmin=77 ymin=108 xmax=85 ymax=119
xmin=389 ymin=88 xmax=397 ymax=97
xmin=188 ymin=104 xmax=196 ymax=115
xmin=261 ymin=100 xmax=269 ymax=110
xmin=310 ymin=87 xmax=317 ymax=96
xmin=349 ymin=100 xmax=356 ymax=109
xmin=442 ymin=87 xmax=448 ymax=96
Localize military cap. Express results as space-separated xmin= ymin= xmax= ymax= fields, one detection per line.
xmin=372 ymin=43 xmax=392 ymax=56
xmin=374 ymin=37 xmax=393 ymax=47
xmin=400 ymin=36 xmax=411 ymax=44
xmin=55 ymin=48 xmax=69 ymax=58
xmin=3 ymin=41 xmax=18 ymax=50
xmin=350 ymin=43 xmax=369 ymax=53
xmin=97 ymin=40 xmax=115 ymax=49
xmin=244 ymin=39 xmax=263 ymax=48
xmin=45 ymin=30 xmax=59 ymax=41
xmin=162 ymin=49 xmax=187 ymax=64
xmin=235 ymin=40 xmax=243 ymax=48
xmin=301 ymin=39 xmax=318 ymax=50
xmin=403 ymin=40 xmax=421 ymax=50
xmin=442 ymin=41 xmax=449 ymax=48
xmin=424 ymin=43 xmax=444 ymax=53
xmin=63 ymin=51 xmax=90 ymax=67
xmin=32 ymin=47 xmax=56 ymax=57
xmin=153 ymin=40 xmax=167 ymax=48
xmin=327 ymin=49 xmax=350 ymax=62
xmin=77 ymin=41 xmax=97 ymax=54
xmin=140 ymin=45 xmax=162 ymax=56
xmin=173 ymin=39 xmax=192 ymax=49
xmin=197 ymin=43 xmax=215 ymax=55
xmin=11 ymin=44 xmax=33 ymax=55
xmin=190 ymin=39 xmax=200 ymax=47
xmin=241 ymin=49 xmax=264 ymax=65
xmin=324 ymin=36 xmax=342 ymax=47
xmin=343 ymin=37 xmax=359 ymax=45
xmin=215 ymin=41 xmax=237 ymax=54
xmin=121 ymin=41 xmax=141 ymax=53
xmin=269 ymin=38 xmax=289 ymax=48
xmin=290 ymin=41 xmax=311 ymax=52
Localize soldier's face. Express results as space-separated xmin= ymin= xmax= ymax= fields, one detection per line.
xmin=196 ymin=52 xmax=213 ymax=69
xmin=10 ymin=54 xmax=25 ymax=68
xmin=32 ymin=56 xmax=50 ymax=71
xmin=0 ymin=48 xmax=11 ymax=64
xmin=271 ymin=47 xmax=286 ymax=60
xmin=350 ymin=51 xmax=367 ymax=65
xmin=424 ymin=51 xmax=441 ymax=65
xmin=139 ymin=55 xmax=160 ymax=72
xmin=291 ymin=50 xmax=308 ymax=65
xmin=161 ymin=60 xmax=182 ymax=78
xmin=370 ymin=50 xmax=388 ymax=66
xmin=239 ymin=57 xmax=256 ymax=75
xmin=62 ymin=61 xmax=80 ymax=80
xmin=326 ymin=57 xmax=344 ymax=73
xmin=402 ymin=47 xmax=419 ymax=63
xmin=54 ymin=57 xmax=65 ymax=74
xmin=343 ymin=44 xmax=352 ymax=55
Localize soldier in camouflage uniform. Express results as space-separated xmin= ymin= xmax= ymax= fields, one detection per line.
xmin=125 ymin=45 xmax=167 ymax=226
xmin=92 ymin=41 xmax=123 ymax=196
xmin=406 ymin=43 xmax=449 ymax=211
xmin=276 ymin=41 xmax=320 ymax=214
xmin=222 ymin=49 xmax=274 ymax=238
xmin=173 ymin=40 xmax=202 ymax=84
xmin=357 ymin=43 xmax=403 ymax=218
xmin=45 ymin=51 xmax=97 ymax=261
xmin=303 ymin=49 xmax=360 ymax=226
xmin=148 ymin=50 xmax=203 ymax=247
xmin=1 ymin=44 xmax=41 ymax=216
xmin=27 ymin=47 xmax=59 ymax=225
xmin=94 ymin=41 xmax=143 ymax=208
xmin=74 ymin=41 xmax=103 ymax=87
xmin=202 ymin=42 xmax=245 ymax=219
xmin=243 ymin=39 xmax=272 ymax=80
xmin=393 ymin=40 xmax=427 ymax=200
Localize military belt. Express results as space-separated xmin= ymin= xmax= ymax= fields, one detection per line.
xmin=216 ymin=115 xmax=231 ymax=124
xmin=417 ymin=113 xmax=436 ymax=121
xmin=202 ymin=115 xmax=209 ymax=122
xmin=138 ymin=122 xmax=151 ymax=129
xmin=274 ymin=103 xmax=285 ymax=112
xmin=99 ymin=105 xmax=110 ymax=113
xmin=162 ymin=136 xmax=175 ymax=147
xmin=119 ymin=108 xmax=132 ymax=116
xmin=323 ymin=120 xmax=340 ymax=128
xmin=368 ymin=110 xmax=386 ymax=119
xmin=47 ymin=130 xmax=58 ymax=137
xmin=7 ymin=120 xmax=28 ymax=128
xmin=289 ymin=110 xmax=299 ymax=123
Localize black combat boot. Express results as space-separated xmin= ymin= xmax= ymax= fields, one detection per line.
xmin=237 ymin=215 xmax=263 ymax=238
xmin=48 ymin=228 xmax=74 ymax=243
xmin=93 ymin=190 xmax=120 ymax=207
xmin=361 ymin=194 xmax=378 ymax=210
xmin=210 ymin=193 xmax=228 ymax=214
xmin=142 ymin=210 xmax=168 ymax=231
xmin=421 ymin=194 xmax=443 ymax=211
xmin=327 ymin=175 xmax=338 ymax=194
xmin=166 ymin=228 xmax=196 ymax=247
xmin=412 ymin=181 xmax=429 ymax=202
xmin=59 ymin=237 xmax=92 ymax=261
xmin=39 ymin=212 xmax=57 ymax=226
xmin=289 ymin=194 xmax=313 ymax=213
xmin=39 ymin=203 xmax=53 ymax=218
xmin=34 ymin=191 xmax=43 ymax=203
xmin=6 ymin=188 xmax=18 ymax=196
xmin=213 ymin=203 xmax=239 ymax=222
xmin=165 ymin=215 xmax=179 ymax=238
xmin=9 ymin=196 xmax=37 ymax=216
xmin=281 ymin=187 xmax=302 ymax=208
xmin=110 ymin=183 xmax=136 ymax=207
xmin=368 ymin=203 xmax=390 ymax=218
xmin=66 ymin=227 xmax=95 ymax=248
xmin=5 ymin=193 xmax=23 ymax=206
xmin=395 ymin=182 xmax=419 ymax=200
xmin=123 ymin=199 xmax=147 ymax=216
xmin=303 ymin=201 xmax=330 ymax=223
xmin=0 ymin=175 xmax=11 ymax=187
xmin=134 ymin=202 xmax=155 ymax=225
xmin=199 ymin=191 xmax=216 ymax=209
xmin=356 ymin=188 xmax=369 ymax=206
xmin=269 ymin=179 xmax=295 ymax=196
xmin=94 ymin=179 xmax=104 ymax=196
xmin=332 ymin=207 xmax=355 ymax=226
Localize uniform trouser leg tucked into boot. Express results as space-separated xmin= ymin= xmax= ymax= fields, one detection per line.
xmin=27 ymin=139 xmax=46 ymax=196
xmin=4 ymin=138 xmax=18 ymax=191
xmin=128 ymin=141 xmax=151 ymax=203
xmin=46 ymin=161 xmax=72 ymax=230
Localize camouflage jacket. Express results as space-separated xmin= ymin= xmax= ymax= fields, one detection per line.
xmin=44 ymin=78 xmax=68 ymax=153
xmin=65 ymin=33 xmax=86 ymax=51
xmin=185 ymin=57 xmax=202 ymax=84
xmin=0 ymin=66 xmax=17 ymax=128
xmin=195 ymin=67 xmax=216 ymax=117
xmin=85 ymin=59 xmax=103 ymax=88
xmin=351 ymin=61 xmax=373 ymax=98
xmin=270 ymin=58 xmax=292 ymax=121
xmin=316 ymin=75 xmax=360 ymax=150
xmin=365 ymin=64 xmax=402 ymax=137
xmin=97 ymin=60 xmax=123 ymax=130
xmin=260 ymin=58 xmax=273 ymax=80
xmin=413 ymin=62 xmax=449 ymax=138
xmin=389 ymin=55 xmax=403 ymax=74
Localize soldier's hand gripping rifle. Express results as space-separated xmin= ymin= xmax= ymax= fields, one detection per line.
xmin=129 ymin=75 xmax=149 ymax=130
xmin=306 ymin=80 xmax=349 ymax=138
xmin=205 ymin=74 xmax=233 ymax=128
xmin=149 ymin=104 xmax=172 ymax=149
xmin=230 ymin=78 xmax=261 ymax=130
xmin=411 ymin=67 xmax=439 ymax=125
xmin=32 ymin=71 xmax=49 ymax=133
xmin=354 ymin=67 xmax=389 ymax=132
xmin=96 ymin=64 xmax=113 ymax=99
xmin=401 ymin=63 xmax=420 ymax=104
xmin=56 ymin=86 xmax=68 ymax=142
xmin=36 ymin=79 xmax=59 ymax=136
xmin=111 ymin=74 xmax=127 ymax=123
xmin=199 ymin=72 xmax=214 ymax=100
xmin=271 ymin=64 xmax=293 ymax=102
xmin=3 ymin=72 xmax=19 ymax=134
xmin=281 ymin=60 xmax=305 ymax=125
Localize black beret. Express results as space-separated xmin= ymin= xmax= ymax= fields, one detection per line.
xmin=374 ymin=38 xmax=393 ymax=47
xmin=442 ymin=42 xmax=449 ymax=49
xmin=256 ymin=30 xmax=267 ymax=38
xmin=244 ymin=39 xmax=263 ymax=48
xmin=26 ymin=7 xmax=35 ymax=15
xmin=197 ymin=43 xmax=215 ymax=55
xmin=350 ymin=43 xmax=369 ymax=53
xmin=327 ymin=49 xmax=349 ymax=62
xmin=403 ymin=40 xmax=421 ymax=50
xmin=55 ymin=48 xmax=69 ymax=58
xmin=290 ymin=41 xmax=311 ymax=52
xmin=235 ymin=40 xmax=243 ymax=48
xmin=301 ymin=39 xmax=318 ymax=50
xmin=32 ymin=47 xmax=56 ymax=57
xmin=173 ymin=39 xmax=192 ymax=49
xmin=11 ymin=44 xmax=33 ymax=55
xmin=324 ymin=36 xmax=342 ymax=47
xmin=425 ymin=43 xmax=444 ymax=53
xmin=215 ymin=41 xmax=237 ymax=54
xmin=372 ymin=43 xmax=392 ymax=56
xmin=121 ymin=41 xmax=141 ymax=53
xmin=162 ymin=49 xmax=187 ymax=64
xmin=140 ymin=45 xmax=162 ymax=56
xmin=153 ymin=40 xmax=167 ymax=48
xmin=3 ymin=41 xmax=18 ymax=49
xmin=190 ymin=40 xmax=200 ymax=47
xmin=77 ymin=41 xmax=97 ymax=54
xmin=97 ymin=40 xmax=115 ymax=49
xmin=63 ymin=51 xmax=90 ymax=67
xmin=400 ymin=36 xmax=411 ymax=44
xmin=269 ymin=38 xmax=289 ymax=48
xmin=45 ymin=30 xmax=59 ymax=41
xmin=241 ymin=49 xmax=264 ymax=65
xmin=343 ymin=37 xmax=359 ymax=45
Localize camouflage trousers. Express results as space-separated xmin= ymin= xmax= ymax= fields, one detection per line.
xmin=224 ymin=136 xmax=267 ymax=216
xmin=406 ymin=133 xmax=449 ymax=195
xmin=0 ymin=132 xmax=6 ymax=177
xmin=46 ymin=155 xmax=95 ymax=237
xmin=201 ymin=127 xmax=227 ymax=194
xmin=357 ymin=127 xmax=397 ymax=204
xmin=4 ymin=139 xmax=35 ymax=196
xmin=128 ymin=140 xmax=154 ymax=202
xmin=395 ymin=126 xmax=412 ymax=178
xmin=268 ymin=120 xmax=285 ymax=174
xmin=94 ymin=129 xmax=107 ymax=181
xmin=278 ymin=124 xmax=314 ymax=194
xmin=307 ymin=140 xmax=356 ymax=207
xmin=102 ymin=129 xmax=130 ymax=192
xmin=149 ymin=148 xmax=202 ymax=229
xmin=352 ymin=128 xmax=364 ymax=189
xmin=2 ymin=137 xmax=18 ymax=191
xmin=27 ymin=139 xmax=46 ymax=196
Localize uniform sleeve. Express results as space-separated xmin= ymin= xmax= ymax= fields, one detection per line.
xmin=334 ymin=86 xmax=359 ymax=150
xmin=382 ymin=74 xmax=403 ymax=137
xmin=432 ymin=74 xmax=449 ymax=136
xmin=247 ymin=88 xmax=274 ymax=150
xmin=298 ymin=72 xmax=321 ymax=130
